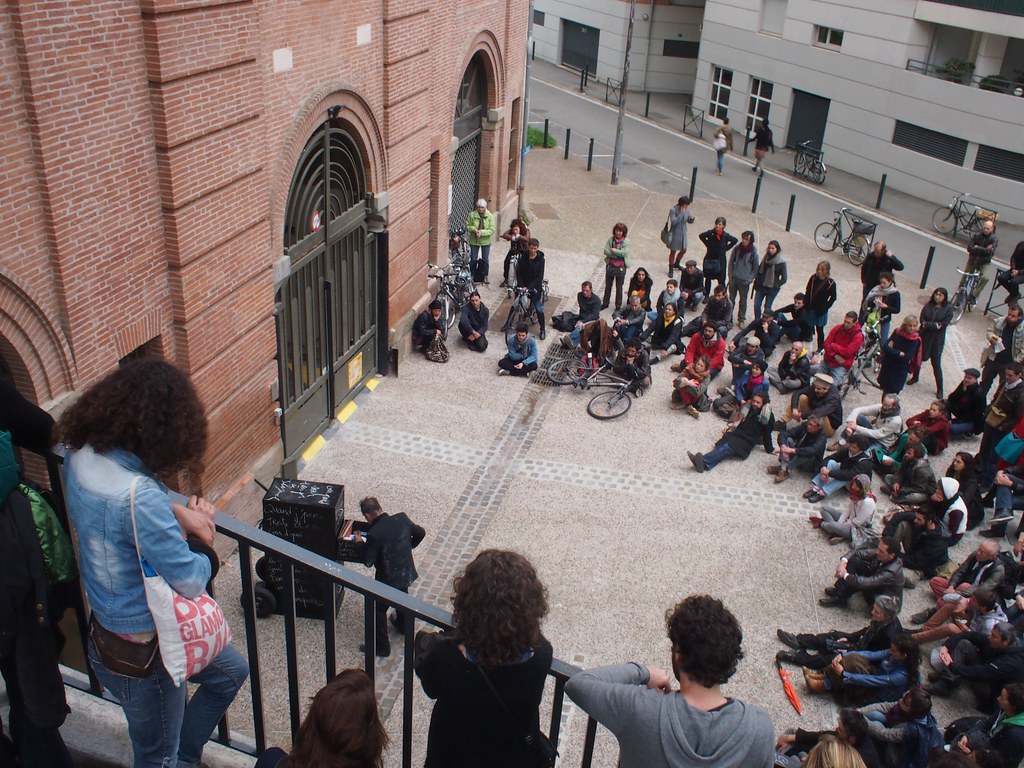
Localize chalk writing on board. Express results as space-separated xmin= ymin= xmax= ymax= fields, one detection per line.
xmin=264 ymin=479 xmax=340 ymax=506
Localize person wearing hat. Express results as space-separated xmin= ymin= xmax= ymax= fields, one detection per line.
xmin=465 ymin=198 xmax=495 ymax=284
xmin=678 ymin=260 xmax=704 ymax=309
xmin=724 ymin=334 xmax=765 ymax=385
xmin=412 ymin=300 xmax=446 ymax=353
xmin=786 ymin=372 xmax=844 ymax=437
xmin=732 ymin=314 xmax=781 ymax=358
xmin=947 ymin=368 xmax=986 ymax=437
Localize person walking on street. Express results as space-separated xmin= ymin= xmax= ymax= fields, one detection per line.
xmin=913 ymin=287 xmax=953 ymax=396
xmin=465 ymin=198 xmax=495 ymax=285
xmin=666 ymin=196 xmax=695 ymax=277
xmin=752 ymin=119 xmax=774 ymax=174
xmin=699 ymin=217 xmax=737 ymax=299
xmin=713 ymin=118 xmax=733 ymax=175
xmin=602 ymin=223 xmax=631 ymax=312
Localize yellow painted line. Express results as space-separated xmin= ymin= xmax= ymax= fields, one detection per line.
xmin=336 ymin=401 xmax=358 ymax=422
xmin=365 ymin=378 xmax=379 ymax=391
xmin=301 ymin=435 xmax=326 ymax=463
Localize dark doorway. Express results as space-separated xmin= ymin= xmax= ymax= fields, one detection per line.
xmin=561 ymin=19 xmax=599 ymax=74
xmin=786 ymin=90 xmax=831 ymax=150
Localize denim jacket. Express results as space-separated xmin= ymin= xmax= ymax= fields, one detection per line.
xmin=65 ymin=445 xmax=211 ymax=634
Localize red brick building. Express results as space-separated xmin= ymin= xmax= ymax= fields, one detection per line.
xmin=0 ymin=0 xmax=527 ymax=493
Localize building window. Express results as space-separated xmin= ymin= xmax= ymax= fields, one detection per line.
xmin=508 ymin=98 xmax=521 ymax=190
xmin=709 ymin=66 xmax=732 ymax=120
xmin=892 ymin=121 xmax=968 ymax=166
xmin=760 ymin=0 xmax=787 ymax=35
xmin=815 ymin=26 xmax=844 ymax=48
xmin=533 ymin=9 xmax=545 ymax=27
xmin=663 ymin=39 xmax=700 ymax=59
xmin=746 ymin=78 xmax=773 ymax=134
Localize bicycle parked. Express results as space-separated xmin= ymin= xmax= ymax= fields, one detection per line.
xmin=793 ymin=141 xmax=827 ymax=185
xmin=426 ymin=261 xmax=475 ymax=330
xmin=839 ymin=311 xmax=882 ymax=400
xmin=501 ymin=284 xmax=548 ymax=334
xmin=448 ymin=227 xmax=471 ymax=268
xmin=950 ymin=268 xmax=982 ymax=325
xmin=932 ymin=192 xmax=998 ymax=240
xmin=814 ymin=207 xmax=877 ymax=266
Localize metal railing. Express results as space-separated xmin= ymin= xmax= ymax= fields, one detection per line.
xmin=682 ymin=104 xmax=704 ymax=138
xmin=906 ymin=59 xmax=1024 ymax=95
xmin=38 ymin=451 xmax=600 ymax=767
xmin=925 ymin=0 xmax=1024 ymax=15
xmin=605 ymin=78 xmax=622 ymax=106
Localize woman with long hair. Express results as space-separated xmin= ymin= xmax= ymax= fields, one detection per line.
xmin=602 ymin=222 xmax=631 ymax=311
xmin=816 ymin=474 xmax=876 ymax=546
xmin=499 ymin=218 xmax=530 ymax=288
xmin=626 ymin=266 xmax=654 ymax=311
xmin=753 ymin=240 xmax=787 ymax=318
xmin=256 ymin=669 xmax=388 ymax=768
xmin=946 ymin=682 xmax=1024 ymax=768
xmin=805 ymin=260 xmax=837 ymax=351
xmin=878 ymin=315 xmax=923 ymax=395
xmin=803 ymin=736 xmax=867 ymax=768
xmin=671 ymin=355 xmax=712 ymax=418
xmin=666 ymin=195 xmax=695 ymax=276
xmin=906 ymin=401 xmax=952 ymax=456
xmin=415 ymin=550 xmax=552 ymax=767
xmin=947 ymin=451 xmax=984 ymax=529
xmin=863 ymin=272 xmax=902 ymax=348
xmin=914 ymin=287 xmax=953 ymax=396
xmin=60 ymin=360 xmax=248 ymax=768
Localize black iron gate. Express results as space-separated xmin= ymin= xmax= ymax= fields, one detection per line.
xmin=786 ymin=90 xmax=831 ymax=150
xmin=277 ymin=117 xmax=379 ymax=476
xmin=451 ymin=57 xmax=486 ymax=232
xmin=450 ymin=135 xmax=480 ymax=234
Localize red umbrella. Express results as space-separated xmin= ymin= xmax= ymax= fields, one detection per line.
xmin=776 ymin=660 xmax=803 ymax=715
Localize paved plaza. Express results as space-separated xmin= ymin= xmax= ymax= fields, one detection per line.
xmin=200 ymin=142 xmax=999 ymax=768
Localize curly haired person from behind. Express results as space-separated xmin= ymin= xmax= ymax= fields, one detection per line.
xmin=565 ymin=594 xmax=775 ymax=768
xmin=60 ymin=360 xmax=248 ymax=768
xmin=254 ymin=669 xmax=387 ymax=768
xmin=415 ymin=549 xmax=553 ymax=767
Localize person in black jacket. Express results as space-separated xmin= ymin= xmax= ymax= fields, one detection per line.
xmin=688 ymin=391 xmax=775 ymax=472
xmin=561 ymin=281 xmax=603 ymax=348
xmin=357 ymin=497 xmax=425 ymax=658
xmin=788 ymin=373 xmax=845 ymax=436
xmin=913 ymin=287 xmax=954 ymax=396
xmin=774 ymin=293 xmax=811 ymax=344
xmin=860 ymin=241 xmax=905 ymax=303
xmin=776 ymin=595 xmax=903 ymax=670
xmin=818 ymin=537 xmax=904 ymax=609
xmin=733 ymin=314 xmax=781 ymax=357
xmin=640 ymin=302 xmax=684 ymax=364
xmin=516 ymin=238 xmax=547 ymax=339
xmin=997 ymin=241 xmax=1024 ymax=300
xmin=697 ymin=217 xmax=738 ymax=297
xmin=770 ymin=340 xmax=813 ymax=393
xmin=945 ymin=681 xmax=1024 ymax=768
xmin=775 ymin=710 xmax=882 ymax=768
xmin=928 ymin=623 xmax=1024 ymax=712
xmin=947 ymin=368 xmax=986 ymax=438
xmin=458 ymin=291 xmax=489 ymax=352
xmin=770 ymin=415 xmax=827 ymax=483
xmin=965 ymin=219 xmax=999 ymax=300
xmin=806 ymin=433 xmax=873 ymax=503
xmin=413 ymin=301 xmax=446 ymax=352
xmin=884 ymin=509 xmax=951 ymax=579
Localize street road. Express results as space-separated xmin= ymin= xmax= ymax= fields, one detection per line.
xmin=528 ymin=77 xmax=996 ymax=306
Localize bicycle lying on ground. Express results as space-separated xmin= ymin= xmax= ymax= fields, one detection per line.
xmin=793 ymin=141 xmax=826 ymax=185
xmin=839 ymin=312 xmax=881 ymax=400
xmin=814 ymin=207 xmax=877 ymax=266
xmin=585 ymin=378 xmax=635 ymax=420
xmin=545 ymin=351 xmax=635 ymax=419
xmin=950 ymin=268 xmax=981 ymax=325
xmin=426 ymin=261 xmax=475 ymax=330
xmin=932 ymin=192 xmax=997 ymax=240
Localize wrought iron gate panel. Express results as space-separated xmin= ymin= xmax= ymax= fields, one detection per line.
xmin=450 ymin=134 xmax=480 ymax=233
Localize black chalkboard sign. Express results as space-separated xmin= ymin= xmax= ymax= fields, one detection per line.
xmin=261 ymin=478 xmax=345 ymax=619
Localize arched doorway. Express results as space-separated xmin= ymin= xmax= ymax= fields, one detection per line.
xmin=277 ymin=112 xmax=379 ymax=475
xmin=450 ymin=54 xmax=488 ymax=231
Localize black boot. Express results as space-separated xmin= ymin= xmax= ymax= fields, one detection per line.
xmin=537 ymin=312 xmax=546 ymax=340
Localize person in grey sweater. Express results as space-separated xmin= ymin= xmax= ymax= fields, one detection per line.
xmin=564 ymin=595 xmax=775 ymax=768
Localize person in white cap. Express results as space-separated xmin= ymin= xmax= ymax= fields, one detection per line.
xmin=465 ymin=199 xmax=495 ymax=285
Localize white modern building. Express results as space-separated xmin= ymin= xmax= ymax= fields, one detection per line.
xmin=531 ymin=0 xmax=1024 ymax=221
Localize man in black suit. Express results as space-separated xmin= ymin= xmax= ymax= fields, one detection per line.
xmin=357 ymin=496 xmax=425 ymax=657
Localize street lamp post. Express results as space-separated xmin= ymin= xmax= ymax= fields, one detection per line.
xmin=611 ymin=0 xmax=637 ymax=185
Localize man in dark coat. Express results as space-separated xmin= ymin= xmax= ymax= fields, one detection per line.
xmin=688 ymin=391 xmax=775 ymax=472
xmin=946 ymin=368 xmax=986 ymax=437
xmin=412 ymin=300 xmax=446 ymax=352
xmin=818 ymin=537 xmax=904 ymax=609
xmin=788 ymin=372 xmax=844 ymax=434
xmin=776 ymin=595 xmax=903 ymax=670
xmin=770 ymin=415 xmax=827 ymax=483
xmin=457 ymin=291 xmax=489 ymax=352
xmin=358 ymin=497 xmax=426 ymax=657
xmin=860 ymin=241 xmax=905 ymax=302
xmin=928 ymin=623 xmax=1024 ymax=711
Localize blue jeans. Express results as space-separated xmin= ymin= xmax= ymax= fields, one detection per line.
xmin=716 ymin=150 xmax=725 ymax=173
xmin=950 ymin=419 xmax=976 ymax=436
xmin=89 ymin=639 xmax=248 ymax=768
xmin=879 ymin=318 xmax=892 ymax=349
xmin=702 ymin=442 xmax=737 ymax=470
xmin=753 ymin=287 xmax=781 ymax=318
xmin=811 ymin=459 xmax=848 ymax=497
xmin=818 ymin=360 xmax=849 ymax=384
xmin=470 ymin=244 xmax=491 ymax=279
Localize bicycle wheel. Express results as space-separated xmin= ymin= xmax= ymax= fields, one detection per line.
xmin=932 ymin=206 xmax=957 ymax=235
xmin=587 ymin=389 xmax=632 ymax=420
xmin=950 ymin=291 xmax=967 ymax=325
xmin=501 ymin=305 xmax=524 ymax=334
xmin=861 ymin=346 xmax=880 ymax=389
xmin=793 ymin=154 xmax=804 ymax=176
xmin=846 ymin=235 xmax=868 ymax=266
xmin=839 ymin=369 xmax=858 ymax=400
xmin=438 ymin=294 xmax=454 ymax=330
xmin=814 ymin=222 xmax=840 ymax=252
xmin=546 ymin=357 xmax=584 ymax=386
xmin=809 ymin=160 xmax=826 ymax=185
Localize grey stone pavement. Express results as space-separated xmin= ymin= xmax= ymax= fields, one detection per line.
xmin=48 ymin=63 xmax=1013 ymax=768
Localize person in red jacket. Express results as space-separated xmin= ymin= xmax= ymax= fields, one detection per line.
xmin=814 ymin=312 xmax=864 ymax=383
xmin=678 ymin=321 xmax=727 ymax=379
xmin=906 ymin=401 xmax=952 ymax=456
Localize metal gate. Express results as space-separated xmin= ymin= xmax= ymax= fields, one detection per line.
xmin=786 ymin=90 xmax=831 ymax=150
xmin=276 ymin=118 xmax=378 ymax=476
xmin=561 ymin=19 xmax=599 ymax=73
xmin=450 ymin=135 xmax=480 ymax=234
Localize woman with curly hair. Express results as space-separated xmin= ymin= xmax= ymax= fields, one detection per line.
xmin=626 ymin=266 xmax=654 ymax=311
xmin=255 ymin=669 xmax=387 ymax=768
xmin=60 ymin=360 xmax=248 ymax=768
xmin=415 ymin=549 xmax=552 ymax=767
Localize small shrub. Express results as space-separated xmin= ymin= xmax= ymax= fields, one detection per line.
xmin=526 ymin=126 xmax=557 ymax=148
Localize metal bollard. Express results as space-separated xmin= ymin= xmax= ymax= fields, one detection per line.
xmin=531 ymin=40 xmax=536 ymax=61
xmin=564 ymin=128 xmax=571 ymax=160
xmin=920 ymin=246 xmax=936 ymax=289
xmin=579 ymin=67 xmax=588 ymax=92
xmin=645 ymin=92 xmax=651 ymax=118
xmin=875 ymin=174 xmax=887 ymax=210
xmin=689 ymin=166 xmax=697 ymax=201
xmin=752 ymin=174 xmax=763 ymax=213
xmin=587 ymin=138 xmax=595 ymax=171
xmin=543 ymin=118 xmax=549 ymax=149
xmin=785 ymin=194 xmax=796 ymax=232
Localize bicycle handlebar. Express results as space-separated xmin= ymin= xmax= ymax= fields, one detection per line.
xmin=955 ymin=268 xmax=980 ymax=277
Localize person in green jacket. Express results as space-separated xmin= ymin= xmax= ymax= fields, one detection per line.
xmin=465 ymin=198 xmax=496 ymax=284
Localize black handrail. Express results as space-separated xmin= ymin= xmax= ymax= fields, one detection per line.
xmin=39 ymin=450 xmax=598 ymax=766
